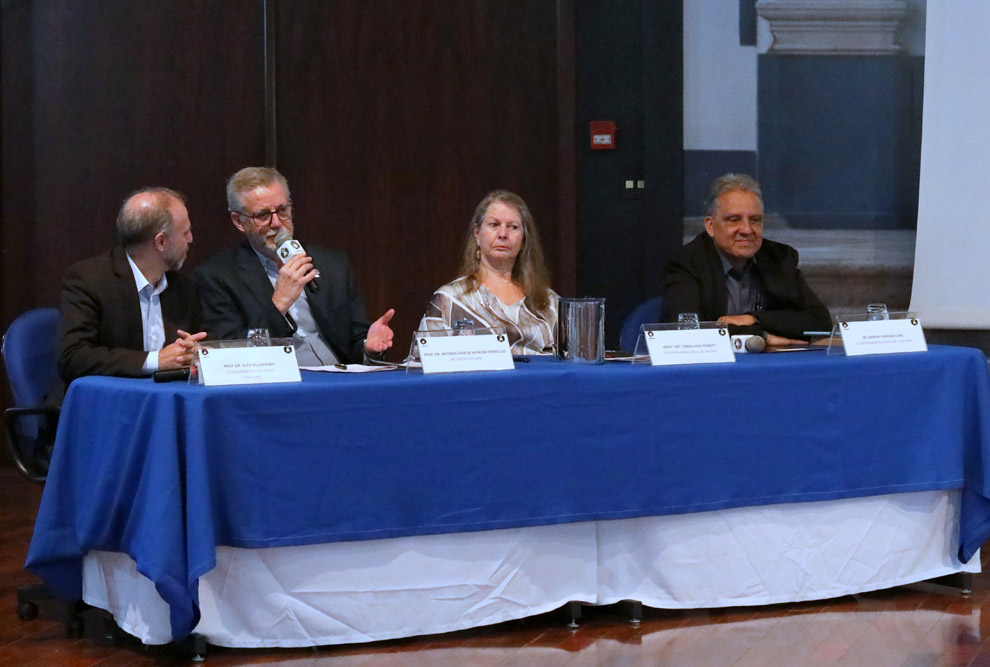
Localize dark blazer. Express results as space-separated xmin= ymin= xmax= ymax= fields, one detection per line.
xmin=661 ymin=233 xmax=832 ymax=340
xmin=193 ymin=240 xmax=371 ymax=364
xmin=57 ymin=246 xmax=203 ymax=386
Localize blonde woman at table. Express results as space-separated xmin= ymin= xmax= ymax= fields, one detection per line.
xmin=418 ymin=190 xmax=558 ymax=355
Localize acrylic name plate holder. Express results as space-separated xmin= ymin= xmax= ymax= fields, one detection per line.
xmin=632 ymin=322 xmax=735 ymax=366
xmin=826 ymin=312 xmax=927 ymax=357
xmin=407 ymin=327 xmax=514 ymax=374
xmin=193 ymin=338 xmax=300 ymax=386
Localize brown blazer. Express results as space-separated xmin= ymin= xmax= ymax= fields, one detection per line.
xmin=56 ymin=246 xmax=202 ymax=389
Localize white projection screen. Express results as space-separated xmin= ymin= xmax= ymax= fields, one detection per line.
xmin=910 ymin=2 xmax=990 ymax=328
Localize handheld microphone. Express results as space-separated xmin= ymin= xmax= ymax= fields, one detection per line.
xmin=731 ymin=334 xmax=766 ymax=354
xmin=274 ymin=229 xmax=320 ymax=292
xmin=745 ymin=335 xmax=766 ymax=353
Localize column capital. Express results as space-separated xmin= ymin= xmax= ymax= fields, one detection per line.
xmin=755 ymin=0 xmax=913 ymax=55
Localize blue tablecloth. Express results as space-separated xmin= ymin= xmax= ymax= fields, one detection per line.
xmin=26 ymin=346 xmax=990 ymax=640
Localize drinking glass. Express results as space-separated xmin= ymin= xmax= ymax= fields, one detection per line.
xmin=247 ymin=328 xmax=271 ymax=346
xmin=866 ymin=304 xmax=888 ymax=321
xmin=452 ymin=319 xmax=475 ymax=336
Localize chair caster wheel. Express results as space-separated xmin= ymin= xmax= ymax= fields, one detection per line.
xmin=17 ymin=600 xmax=39 ymax=621
xmin=66 ymin=614 xmax=84 ymax=637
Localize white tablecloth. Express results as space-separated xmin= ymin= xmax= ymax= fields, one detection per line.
xmin=83 ymin=490 xmax=978 ymax=648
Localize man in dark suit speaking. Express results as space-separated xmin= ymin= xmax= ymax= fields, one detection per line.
xmin=661 ymin=173 xmax=831 ymax=344
xmin=194 ymin=167 xmax=394 ymax=365
xmin=58 ymin=188 xmax=206 ymax=391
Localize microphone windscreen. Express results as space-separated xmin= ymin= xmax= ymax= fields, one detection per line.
xmin=275 ymin=231 xmax=306 ymax=265
xmin=744 ymin=335 xmax=766 ymax=353
xmin=273 ymin=231 xmax=321 ymax=292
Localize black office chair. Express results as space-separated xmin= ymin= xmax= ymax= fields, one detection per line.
xmin=619 ymin=296 xmax=663 ymax=352
xmin=2 ymin=308 xmax=85 ymax=632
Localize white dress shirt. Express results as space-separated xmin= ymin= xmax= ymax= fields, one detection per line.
xmin=254 ymin=251 xmax=339 ymax=366
xmin=126 ymin=254 xmax=167 ymax=373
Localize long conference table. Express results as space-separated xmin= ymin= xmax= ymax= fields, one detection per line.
xmin=25 ymin=346 xmax=990 ymax=648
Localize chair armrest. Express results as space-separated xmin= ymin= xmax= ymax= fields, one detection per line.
xmin=4 ymin=405 xmax=61 ymax=419
xmin=4 ymin=405 xmax=60 ymax=483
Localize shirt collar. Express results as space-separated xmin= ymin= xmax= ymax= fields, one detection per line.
xmin=126 ymin=252 xmax=168 ymax=296
xmin=714 ymin=247 xmax=755 ymax=279
xmin=252 ymin=247 xmax=280 ymax=277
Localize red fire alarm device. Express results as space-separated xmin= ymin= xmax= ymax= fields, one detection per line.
xmin=590 ymin=121 xmax=617 ymax=150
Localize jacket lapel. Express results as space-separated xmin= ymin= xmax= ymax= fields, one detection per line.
xmin=754 ymin=243 xmax=788 ymax=307
xmin=304 ymin=253 xmax=346 ymax=358
xmin=234 ymin=241 xmax=278 ymax=305
xmin=110 ymin=247 xmax=145 ymax=351
xmin=700 ymin=236 xmax=729 ymax=318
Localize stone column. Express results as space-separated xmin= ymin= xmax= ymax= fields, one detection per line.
xmin=753 ymin=0 xmax=921 ymax=229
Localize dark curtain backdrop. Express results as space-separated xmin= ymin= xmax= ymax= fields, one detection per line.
xmin=274 ymin=0 xmax=573 ymax=337
xmin=1 ymin=0 xmax=575 ymax=370
xmin=1 ymin=0 xmax=685 ymax=425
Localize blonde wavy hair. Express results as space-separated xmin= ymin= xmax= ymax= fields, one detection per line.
xmin=458 ymin=190 xmax=553 ymax=312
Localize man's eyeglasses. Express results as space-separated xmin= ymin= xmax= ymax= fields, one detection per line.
xmin=231 ymin=203 xmax=293 ymax=225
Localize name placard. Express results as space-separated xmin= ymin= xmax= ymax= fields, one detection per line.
xmin=418 ymin=333 xmax=514 ymax=374
xmin=839 ymin=318 xmax=928 ymax=356
xmin=197 ymin=345 xmax=302 ymax=386
xmin=644 ymin=328 xmax=735 ymax=366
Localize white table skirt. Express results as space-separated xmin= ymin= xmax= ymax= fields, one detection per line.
xmin=83 ymin=490 xmax=979 ymax=648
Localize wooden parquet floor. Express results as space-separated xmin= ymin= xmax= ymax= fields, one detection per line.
xmin=4 ymin=467 xmax=990 ymax=666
